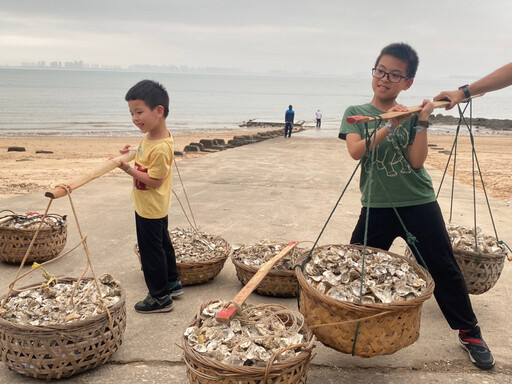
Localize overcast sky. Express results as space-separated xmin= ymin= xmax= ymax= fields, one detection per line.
xmin=1 ymin=0 xmax=511 ymax=79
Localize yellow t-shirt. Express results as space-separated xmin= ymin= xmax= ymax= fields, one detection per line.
xmin=131 ymin=134 xmax=174 ymax=219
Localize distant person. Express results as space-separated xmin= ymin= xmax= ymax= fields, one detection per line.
xmin=316 ymin=109 xmax=322 ymax=129
xmin=285 ymin=105 xmax=294 ymax=138
xmin=339 ymin=42 xmax=494 ymax=370
xmin=434 ymin=62 xmax=512 ymax=109
xmin=117 ymin=79 xmax=183 ymax=314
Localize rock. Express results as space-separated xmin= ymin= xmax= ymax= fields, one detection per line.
xmin=184 ymin=145 xmax=199 ymax=152
xmin=7 ymin=146 xmax=26 ymax=152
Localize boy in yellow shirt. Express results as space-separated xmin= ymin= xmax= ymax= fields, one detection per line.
xmin=118 ymin=80 xmax=182 ymax=313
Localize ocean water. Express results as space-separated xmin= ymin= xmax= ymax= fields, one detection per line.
xmin=1 ymin=68 xmax=511 ymax=137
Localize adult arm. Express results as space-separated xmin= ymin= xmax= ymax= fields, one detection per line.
xmin=434 ymin=62 xmax=512 ymax=109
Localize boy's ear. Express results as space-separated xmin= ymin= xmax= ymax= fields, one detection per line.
xmin=155 ymin=105 xmax=165 ymax=117
xmin=402 ymin=78 xmax=414 ymax=91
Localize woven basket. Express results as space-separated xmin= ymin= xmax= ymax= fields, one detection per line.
xmin=296 ymin=244 xmax=435 ymax=358
xmin=0 ymin=277 xmax=126 ymax=380
xmin=0 ymin=219 xmax=67 ymax=264
xmin=404 ymin=245 xmax=506 ymax=295
xmin=182 ymin=300 xmax=315 ymax=384
xmin=134 ymin=239 xmax=232 ymax=286
xmin=232 ymin=256 xmax=299 ymax=297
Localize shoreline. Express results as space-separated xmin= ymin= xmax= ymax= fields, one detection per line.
xmin=2 ymin=128 xmax=512 ymax=202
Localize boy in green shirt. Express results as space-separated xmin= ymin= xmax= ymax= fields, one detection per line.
xmin=339 ymin=43 xmax=494 ymax=370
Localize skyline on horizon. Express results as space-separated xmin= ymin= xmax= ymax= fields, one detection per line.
xmin=1 ymin=1 xmax=511 ymax=80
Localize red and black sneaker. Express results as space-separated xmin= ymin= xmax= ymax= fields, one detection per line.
xmin=459 ymin=326 xmax=495 ymax=370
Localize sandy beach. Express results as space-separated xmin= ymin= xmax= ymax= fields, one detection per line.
xmin=1 ymin=129 xmax=512 ymax=203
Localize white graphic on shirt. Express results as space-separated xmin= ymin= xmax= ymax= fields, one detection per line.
xmin=364 ymin=126 xmax=411 ymax=177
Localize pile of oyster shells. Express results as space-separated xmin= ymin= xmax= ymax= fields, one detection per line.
xmin=0 ymin=213 xmax=66 ymax=230
xmin=446 ymin=224 xmax=507 ymax=254
xmin=184 ymin=301 xmax=307 ymax=366
xmin=0 ymin=275 xmax=122 ymax=326
xmin=169 ymin=228 xmax=229 ymax=263
xmin=232 ymin=241 xmax=305 ymax=270
xmin=303 ymin=245 xmax=428 ymax=304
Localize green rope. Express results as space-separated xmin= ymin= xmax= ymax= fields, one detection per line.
xmin=436 ymin=98 xmax=504 ymax=264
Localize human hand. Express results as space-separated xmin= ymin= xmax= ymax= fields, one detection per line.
xmin=434 ymin=89 xmax=464 ymax=110
xmin=417 ymin=99 xmax=434 ymax=121
xmin=117 ymin=159 xmax=130 ymax=172
xmin=387 ymin=104 xmax=412 ymax=128
xmin=119 ymin=144 xmax=131 ymax=154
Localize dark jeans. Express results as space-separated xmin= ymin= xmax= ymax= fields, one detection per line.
xmin=284 ymin=122 xmax=293 ymax=137
xmin=316 ymin=118 xmax=321 ymax=128
xmin=135 ymin=212 xmax=179 ymax=298
xmin=350 ymin=201 xmax=477 ymax=330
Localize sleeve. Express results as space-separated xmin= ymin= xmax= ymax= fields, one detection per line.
xmin=339 ymin=106 xmax=363 ymax=140
xmin=147 ymin=144 xmax=173 ymax=180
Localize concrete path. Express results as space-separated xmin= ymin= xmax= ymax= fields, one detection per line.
xmin=1 ymin=134 xmax=510 ymax=383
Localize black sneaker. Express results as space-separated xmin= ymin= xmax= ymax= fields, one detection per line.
xmin=459 ymin=326 xmax=495 ymax=370
xmin=168 ymin=280 xmax=184 ymax=298
xmin=134 ymin=294 xmax=174 ymax=313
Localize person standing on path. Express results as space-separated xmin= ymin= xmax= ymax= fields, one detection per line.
xmin=339 ymin=42 xmax=495 ymax=370
xmin=117 ymin=80 xmax=183 ymax=314
xmin=284 ymin=105 xmax=294 ymax=138
xmin=316 ymin=109 xmax=322 ymax=129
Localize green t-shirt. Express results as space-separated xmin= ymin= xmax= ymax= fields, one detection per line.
xmin=339 ymin=103 xmax=436 ymax=208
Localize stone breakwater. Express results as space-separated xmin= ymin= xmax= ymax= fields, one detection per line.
xmin=431 ymin=114 xmax=512 ymax=131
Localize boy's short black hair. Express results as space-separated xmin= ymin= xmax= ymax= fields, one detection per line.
xmin=374 ymin=43 xmax=419 ymax=79
xmin=125 ymin=80 xmax=170 ymax=118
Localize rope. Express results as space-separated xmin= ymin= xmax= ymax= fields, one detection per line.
xmin=1 ymin=186 xmax=113 ymax=326
xmin=173 ymin=158 xmax=198 ymax=229
xmin=435 ymin=98 xmax=505 ymax=264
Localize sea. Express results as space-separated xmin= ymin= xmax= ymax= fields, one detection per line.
xmin=1 ymin=67 xmax=512 ymax=137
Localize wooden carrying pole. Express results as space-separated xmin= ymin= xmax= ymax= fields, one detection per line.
xmin=346 ymin=95 xmax=482 ymax=124
xmin=45 ymin=150 xmax=136 ymax=199
xmin=216 ymin=241 xmax=297 ymax=323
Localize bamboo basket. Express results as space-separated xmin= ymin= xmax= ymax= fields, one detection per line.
xmin=134 ymin=239 xmax=232 ymax=286
xmin=231 ymin=256 xmax=299 ymax=297
xmin=0 ymin=277 xmax=126 ymax=380
xmin=182 ymin=300 xmax=315 ymax=384
xmin=295 ymin=244 xmax=435 ymax=358
xmin=405 ymin=245 xmax=506 ymax=295
xmin=0 ymin=217 xmax=67 ymax=264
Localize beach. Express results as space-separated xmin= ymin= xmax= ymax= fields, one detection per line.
xmin=1 ymin=129 xmax=512 ymax=202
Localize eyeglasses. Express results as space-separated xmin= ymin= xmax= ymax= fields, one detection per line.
xmin=372 ymin=68 xmax=409 ymax=83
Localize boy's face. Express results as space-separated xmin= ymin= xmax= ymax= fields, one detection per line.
xmin=372 ymin=54 xmax=414 ymax=102
xmin=128 ymin=99 xmax=164 ymax=134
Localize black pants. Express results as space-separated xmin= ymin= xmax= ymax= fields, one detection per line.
xmin=284 ymin=122 xmax=293 ymax=137
xmin=135 ymin=212 xmax=179 ymax=298
xmin=316 ymin=118 xmax=321 ymax=128
xmin=350 ymin=201 xmax=477 ymax=330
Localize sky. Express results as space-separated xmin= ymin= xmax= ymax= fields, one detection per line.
xmin=1 ymin=0 xmax=511 ymax=79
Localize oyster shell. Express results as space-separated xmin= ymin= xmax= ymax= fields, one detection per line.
xmin=185 ymin=300 xmax=308 ymax=366
xmin=303 ymin=245 xmax=428 ymax=304
xmin=0 ymin=213 xmax=66 ymax=230
xmin=232 ymin=240 xmax=305 ymax=270
xmin=169 ymin=227 xmax=229 ymax=263
xmin=0 ymin=275 xmax=121 ymax=326
xmin=446 ymin=224 xmax=507 ymax=254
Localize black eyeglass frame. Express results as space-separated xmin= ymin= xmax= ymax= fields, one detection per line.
xmin=371 ymin=68 xmax=409 ymax=83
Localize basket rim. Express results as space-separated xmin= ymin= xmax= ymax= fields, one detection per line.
xmin=295 ymin=244 xmax=435 ymax=312
xmin=182 ymin=300 xmax=315 ymax=376
xmin=231 ymin=253 xmax=296 ymax=278
xmin=0 ymin=276 xmax=125 ymax=332
xmin=451 ymin=246 xmax=507 ymax=261
xmin=0 ymin=220 xmax=68 ymax=234
xmin=178 ymin=241 xmax=233 ymax=267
